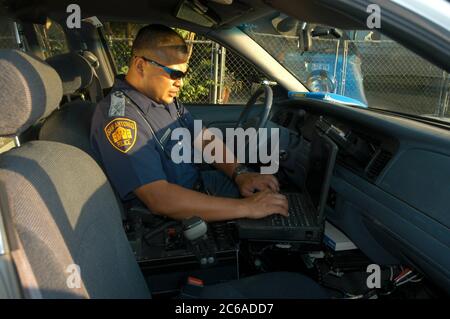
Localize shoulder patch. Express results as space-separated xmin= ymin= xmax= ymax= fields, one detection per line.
xmin=104 ymin=118 xmax=137 ymax=153
xmin=108 ymin=91 xmax=126 ymax=117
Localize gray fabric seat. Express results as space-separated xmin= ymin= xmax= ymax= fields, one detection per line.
xmin=46 ymin=52 xmax=95 ymax=98
xmin=0 ymin=50 xmax=150 ymax=298
xmin=39 ymin=52 xmax=99 ymax=157
xmin=39 ymin=101 xmax=95 ymax=158
xmin=0 ymin=141 xmax=151 ymax=298
xmin=0 ymin=49 xmax=329 ymax=299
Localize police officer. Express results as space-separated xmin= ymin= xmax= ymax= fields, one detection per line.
xmin=90 ymin=24 xmax=288 ymax=222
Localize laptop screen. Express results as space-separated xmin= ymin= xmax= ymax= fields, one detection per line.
xmin=235 ymin=128 xmax=339 ymax=243
xmin=305 ymin=132 xmax=338 ymax=215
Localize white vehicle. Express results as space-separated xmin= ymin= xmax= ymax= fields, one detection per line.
xmin=0 ymin=0 xmax=448 ymax=300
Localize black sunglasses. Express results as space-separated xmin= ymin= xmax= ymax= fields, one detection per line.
xmin=136 ymin=56 xmax=188 ymax=80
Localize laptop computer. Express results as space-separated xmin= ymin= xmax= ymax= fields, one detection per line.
xmin=236 ymin=131 xmax=338 ymax=244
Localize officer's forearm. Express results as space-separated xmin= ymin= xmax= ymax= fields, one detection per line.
xmin=204 ymin=134 xmax=238 ymax=179
xmin=213 ymin=161 xmax=239 ymax=180
xmin=134 ymin=180 xmax=247 ymax=222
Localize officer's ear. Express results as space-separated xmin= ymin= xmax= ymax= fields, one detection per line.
xmin=136 ymin=59 xmax=145 ymax=76
xmin=132 ymin=56 xmax=145 ymax=77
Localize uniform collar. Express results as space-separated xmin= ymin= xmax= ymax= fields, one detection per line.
xmin=113 ymin=75 xmax=176 ymax=115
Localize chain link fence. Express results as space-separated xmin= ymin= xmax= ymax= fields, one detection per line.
xmin=350 ymin=40 xmax=448 ymax=117
xmin=181 ymin=39 xmax=214 ymax=104
xmin=33 ymin=22 xmax=69 ymax=59
xmin=246 ymin=31 xmax=450 ymax=118
xmin=106 ymin=35 xmax=265 ymax=104
xmin=107 ymin=37 xmax=133 ymax=74
xmin=223 ymin=46 xmax=265 ymax=104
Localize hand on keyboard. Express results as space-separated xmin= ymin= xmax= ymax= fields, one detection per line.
xmin=241 ymin=190 xmax=289 ymax=219
xmin=235 ymin=172 xmax=280 ymax=197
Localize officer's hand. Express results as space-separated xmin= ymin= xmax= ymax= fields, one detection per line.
xmin=241 ymin=190 xmax=288 ymax=219
xmin=235 ymin=172 xmax=280 ymax=197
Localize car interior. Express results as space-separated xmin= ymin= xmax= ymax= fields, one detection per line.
xmin=0 ymin=0 xmax=449 ymax=299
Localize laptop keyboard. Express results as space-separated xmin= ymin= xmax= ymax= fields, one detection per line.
xmin=270 ymin=193 xmax=308 ymax=228
xmin=237 ymin=191 xmax=319 ymax=242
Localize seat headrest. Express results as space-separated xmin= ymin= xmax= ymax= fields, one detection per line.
xmin=0 ymin=49 xmax=63 ymax=136
xmin=46 ymin=52 xmax=94 ymax=95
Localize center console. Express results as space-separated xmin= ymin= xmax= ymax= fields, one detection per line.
xmin=126 ymin=213 xmax=239 ymax=296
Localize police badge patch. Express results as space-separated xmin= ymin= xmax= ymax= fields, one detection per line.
xmin=104 ymin=118 xmax=137 ymax=153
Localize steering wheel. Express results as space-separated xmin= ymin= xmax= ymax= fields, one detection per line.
xmin=235 ymin=84 xmax=273 ymax=130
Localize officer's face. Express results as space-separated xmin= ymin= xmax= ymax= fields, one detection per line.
xmin=140 ymin=49 xmax=188 ymax=105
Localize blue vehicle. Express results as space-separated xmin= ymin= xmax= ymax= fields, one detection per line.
xmin=288 ymin=91 xmax=368 ymax=109
xmin=283 ymin=29 xmax=369 ymax=106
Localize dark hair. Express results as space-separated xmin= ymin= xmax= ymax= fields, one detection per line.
xmin=131 ymin=24 xmax=188 ymax=57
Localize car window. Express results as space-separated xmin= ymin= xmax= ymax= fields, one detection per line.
xmin=0 ymin=17 xmax=19 ymax=49
xmin=34 ymin=19 xmax=69 ymax=59
xmin=103 ymin=22 xmax=264 ymax=105
xmin=240 ymin=14 xmax=450 ymax=121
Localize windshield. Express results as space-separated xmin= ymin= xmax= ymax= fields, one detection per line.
xmin=239 ymin=13 xmax=450 ymax=121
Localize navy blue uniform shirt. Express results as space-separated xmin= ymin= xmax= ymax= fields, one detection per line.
xmin=90 ymin=76 xmax=200 ymax=200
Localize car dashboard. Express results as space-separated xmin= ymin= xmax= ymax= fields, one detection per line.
xmin=132 ymin=97 xmax=450 ymax=298
xmin=271 ymin=102 xmax=399 ymax=185
xmin=269 ymin=98 xmax=450 ymax=296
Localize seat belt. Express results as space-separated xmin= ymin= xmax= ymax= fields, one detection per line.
xmin=78 ymin=50 xmax=104 ymax=103
xmin=87 ymin=68 xmax=104 ymax=103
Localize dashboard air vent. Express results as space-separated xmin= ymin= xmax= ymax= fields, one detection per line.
xmin=366 ymin=149 xmax=392 ymax=180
